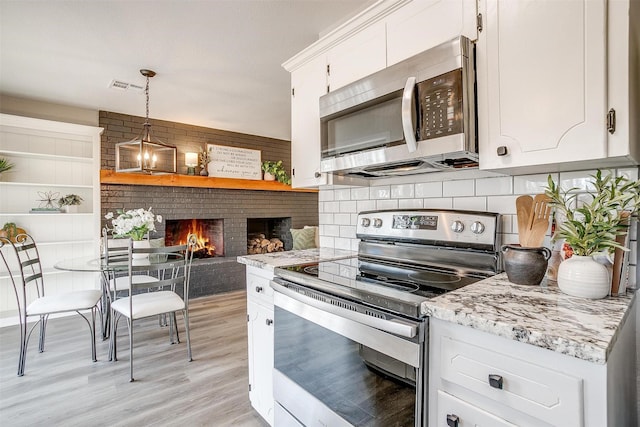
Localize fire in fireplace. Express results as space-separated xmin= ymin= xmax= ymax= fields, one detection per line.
xmin=165 ymin=219 xmax=224 ymax=258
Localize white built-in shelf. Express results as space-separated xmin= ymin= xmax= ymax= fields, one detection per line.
xmin=0 ymin=181 xmax=93 ymax=189
xmin=0 ymin=150 xmax=93 ymax=163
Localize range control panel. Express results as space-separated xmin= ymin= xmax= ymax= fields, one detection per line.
xmin=356 ymin=209 xmax=499 ymax=248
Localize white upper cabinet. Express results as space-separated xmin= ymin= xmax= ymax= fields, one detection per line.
xmin=477 ymin=0 xmax=639 ymax=173
xmin=326 ymin=21 xmax=387 ymax=92
xmin=386 ymin=0 xmax=478 ymax=66
xmin=290 ymin=55 xmax=328 ymax=188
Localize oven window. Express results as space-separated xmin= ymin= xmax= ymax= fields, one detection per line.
xmin=275 ymin=306 xmax=416 ymax=426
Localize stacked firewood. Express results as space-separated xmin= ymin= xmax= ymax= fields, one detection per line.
xmin=247 ymin=234 xmax=284 ymax=254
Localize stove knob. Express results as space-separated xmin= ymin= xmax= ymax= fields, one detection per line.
xmin=361 ymin=217 xmax=371 ymax=227
xmin=471 ymin=221 xmax=485 ymax=234
xmin=373 ymin=218 xmax=383 ymax=228
xmin=451 ymin=220 xmax=464 ymax=233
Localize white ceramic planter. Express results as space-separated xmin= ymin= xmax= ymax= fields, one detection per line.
xmin=132 ymin=239 xmax=150 ymax=259
xmin=557 ymin=255 xmax=610 ymax=299
xmin=263 ymin=172 xmax=275 ymax=181
xmin=63 ymin=205 xmax=79 ymax=213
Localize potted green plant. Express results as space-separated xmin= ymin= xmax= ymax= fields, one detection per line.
xmin=58 ymin=194 xmax=84 ymax=213
xmin=544 ymin=170 xmax=640 ymax=298
xmin=0 ymin=157 xmax=15 ymax=175
xmin=261 ymin=160 xmax=291 ymax=185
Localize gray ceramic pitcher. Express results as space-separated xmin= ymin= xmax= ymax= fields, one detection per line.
xmin=502 ymin=245 xmax=552 ymax=286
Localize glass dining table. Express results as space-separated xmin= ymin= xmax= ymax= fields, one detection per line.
xmin=54 ymin=252 xmax=185 ymax=339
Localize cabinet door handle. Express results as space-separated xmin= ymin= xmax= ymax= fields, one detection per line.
xmin=488 ymin=374 xmax=504 ymax=389
xmin=446 ymin=414 xmax=459 ymax=427
xmin=265 ymin=319 xmax=273 ymax=326
xmin=255 ymin=286 xmax=263 ymax=293
xmin=496 ymin=146 xmax=508 ymax=156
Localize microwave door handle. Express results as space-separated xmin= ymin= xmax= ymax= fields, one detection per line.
xmin=401 ymin=76 xmax=417 ymax=153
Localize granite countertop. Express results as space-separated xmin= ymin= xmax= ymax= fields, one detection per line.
xmin=423 ymin=273 xmax=636 ymax=364
xmin=237 ymin=247 xmax=357 ymax=271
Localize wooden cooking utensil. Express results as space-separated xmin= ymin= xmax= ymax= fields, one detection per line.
xmin=515 ymin=195 xmax=534 ymax=246
xmin=525 ymin=194 xmax=552 ymax=247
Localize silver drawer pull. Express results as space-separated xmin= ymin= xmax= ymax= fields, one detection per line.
xmin=488 ymin=374 xmax=504 ymax=389
xmin=446 ymin=414 xmax=459 ymax=427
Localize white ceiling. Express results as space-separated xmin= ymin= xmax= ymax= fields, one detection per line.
xmin=0 ymin=0 xmax=372 ymax=140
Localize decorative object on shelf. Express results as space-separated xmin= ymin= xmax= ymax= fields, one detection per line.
xmin=104 ymin=207 xmax=162 ymax=241
xmin=0 ymin=222 xmax=26 ymax=243
xmin=0 ymin=157 xmax=14 ymax=175
xmin=57 ymin=194 xmax=83 ymax=213
xmin=199 ymin=148 xmax=211 ymax=176
xmin=185 ymin=152 xmax=198 ymax=175
xmin=207 ymin=144 xmax=261 ymax=180
xmin=501 ymin=245 xmax=551 ymax=286
xmin=115 ymin=69 xmax=177 ymax=174
xmin=545 ymin=170 xmax=640 ymax=298
xmin=36 ymin=190 xmax=60 ymax=209
xmin=261 ymin=160 xmax=291 ymax=185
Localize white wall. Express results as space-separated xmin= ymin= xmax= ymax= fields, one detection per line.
xmin=0 ymin=94 xmax=98 ymax=127
xmin=318 ymin=167 xmax=639 ymax=289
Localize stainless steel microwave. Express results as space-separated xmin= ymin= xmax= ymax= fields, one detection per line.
xmin=319 ymin=36 xmax=477 ymax=178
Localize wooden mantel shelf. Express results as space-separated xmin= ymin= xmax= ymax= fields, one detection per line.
xmin=100 ymin=170 xmax=317 ymax=193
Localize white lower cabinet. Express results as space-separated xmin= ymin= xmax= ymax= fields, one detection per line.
xmin=429 ymin=312 xmax=637 ymax=427
xmin=246 ymin=266 xmax=275 ymax=426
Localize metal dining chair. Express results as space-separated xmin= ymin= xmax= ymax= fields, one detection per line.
xmin=109 ymin=234 xmax=196 ymax=381
xmin=0 ymin=234 xmax=102 ymax=376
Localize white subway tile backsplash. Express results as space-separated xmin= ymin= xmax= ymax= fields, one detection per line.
xmin=351 ymin=187 xmax=370 ymax=200
xmin=559 ymin=169 xmax=613 ymax=192
xmin=319 ymin=213 xmax=334 ymax=224
xmin=391 ymin=184 xmax=414 ymax=199
xmin=334 ymin=237 xmax=352 ymax=250
xmin=340 ymin=225 xmax=356 ymax=238
xmin=475 ymin=177 xmax=513 ymax=196
xmin=423 ymin=198 xmax=453 ymax=209
xmin=323 ymin=224 xmax=340 ymax=237
xmin=334 ymin=188 xmax=352 ymax=201
xmin=376 ymin=199 xmax=399 ymax=210
xmin=319 ymin=190 xmax=334 ymax=201
xmin=453 ymin=197 xmax=487 ymax=211
xmin=357 ymin=200 xmax=376 ymax=212
xmin=324 ymin=201 xmax=340 ymax=213
xmin=415 ymin=182 xmax=442 ymax=198
xmin=370 ymin=185 xmax=391 ymax=199
xmin=618 ymin=167 xmax=639 ymax=181
xmin=334 ymin=213 xmax=351 ymax=225
xmin=317 ymin=168 xmax=635 ymax=255
xmin=443 ymin=179 xmax=474 ymax=197
xmin=487 ymin=195 xmax=519 ymax=214
xmin=399 ymin=198 xmax=424 ymax=209
xmin=339 ymin=201 xmax=357 ymax=212
xmin=513 ymin=173 xmax=558 ymax=195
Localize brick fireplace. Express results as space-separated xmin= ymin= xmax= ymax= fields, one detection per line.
xmin=100 ymin=111 xmax=319 ymax=298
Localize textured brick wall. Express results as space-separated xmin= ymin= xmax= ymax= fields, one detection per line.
xmin=99 ymin=111 xmax=318 ymax=297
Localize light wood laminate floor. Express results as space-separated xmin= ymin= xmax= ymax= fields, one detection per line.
xmin=0 ymin=291 xmax=269 ymax=427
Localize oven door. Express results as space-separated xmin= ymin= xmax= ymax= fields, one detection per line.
xmin=272 ymin=279 xmax=426 ymax=427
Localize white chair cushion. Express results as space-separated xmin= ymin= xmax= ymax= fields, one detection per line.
xmin=26 ymin=290 xmax=102 ymax=316
xmin=110 ymin=275 xmax=159 ymax=291
xmin=111 ymin=291 xmax=185 ymax=320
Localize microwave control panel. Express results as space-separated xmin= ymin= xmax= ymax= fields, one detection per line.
xmin=417 ymin=69 xmax=463 ymax=140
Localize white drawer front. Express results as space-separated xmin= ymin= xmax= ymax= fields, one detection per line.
xmin=440 ymin=335 xmax=583 ymax=426
xmin=437 ymin=390 xmax=517 ymax=427
xmin=246 ymin=272 xmax=274 ymax=306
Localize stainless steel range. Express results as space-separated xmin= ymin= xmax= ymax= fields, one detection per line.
xmin=271 ymin=209 xmax=501 ymax=427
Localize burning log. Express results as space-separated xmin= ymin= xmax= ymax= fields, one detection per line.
xmin=247 ymin=234 xmax=285 ymax=254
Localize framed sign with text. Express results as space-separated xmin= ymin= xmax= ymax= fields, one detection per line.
xmin=206 ymin=144 xmax=261 ymax=180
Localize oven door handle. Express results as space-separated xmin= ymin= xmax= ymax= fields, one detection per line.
xmin=271 ymin=281 xmax=418 ymax=338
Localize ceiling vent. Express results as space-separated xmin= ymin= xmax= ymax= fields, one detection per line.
xmin=109 ymin=79 xmax=144 ymax=93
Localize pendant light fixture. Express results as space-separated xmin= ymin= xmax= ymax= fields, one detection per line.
xmin=115 ymin=69 xmax=177 ymax=174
